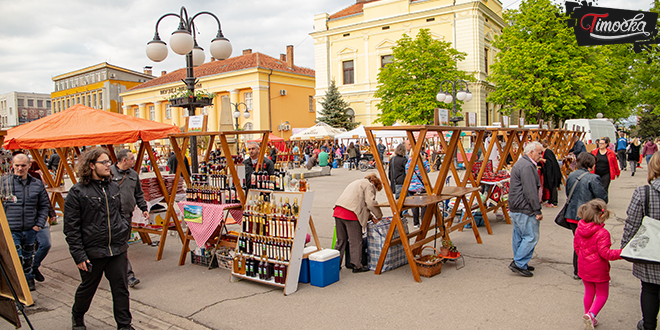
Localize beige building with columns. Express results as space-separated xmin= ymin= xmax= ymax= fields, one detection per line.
xmin=311 ymin=0 xmax=509 ymax=126
xmin=120 ymin=46 xmax=317 ymax=138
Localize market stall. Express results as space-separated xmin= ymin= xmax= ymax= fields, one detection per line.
xmin=3 ymin=104 xmax=183 ymax=260
xmin=168 ymin=129 xmax=322 ymax=295
xmin=365 ymin=125 xmax=485 ymax=282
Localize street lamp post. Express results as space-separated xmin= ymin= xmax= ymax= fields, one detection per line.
xmin=435 ymin=79 xmax=473 ymax=126
xmin=232 ymin=102 xmax=250 ymax=153
xmin=146 ymin=6 xmax=232 ymax=173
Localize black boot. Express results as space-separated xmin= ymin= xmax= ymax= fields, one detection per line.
xmin=33 ymin=267 xmax=44 ymax=282
xmin=72 ymin=315 xmax=86 ymax=330
xmin=28 ymin=279 xmax=35 ymax=291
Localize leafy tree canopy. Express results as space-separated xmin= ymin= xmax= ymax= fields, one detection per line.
xmin=375 ymin=28 xmax=472 ymax=125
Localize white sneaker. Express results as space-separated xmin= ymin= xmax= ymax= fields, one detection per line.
xmin=583 ymin=313 xmax=595 ymax=330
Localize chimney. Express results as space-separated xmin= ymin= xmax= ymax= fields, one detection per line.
xmin=161 ymin=71 xmax=167 ymax=76
xmin=243 ymin=49 xmax=252 ymax=55
xmin=143 ymin=66 xmax=153 ymax=76
xmin=280 ymin=54 xmax=286 ymax=61
xmin=286 ymin=45 xmax=294 ymax=69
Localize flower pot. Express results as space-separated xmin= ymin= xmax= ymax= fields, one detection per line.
xmin=169 ymin=96 xmax=213 ymax=108
xmin=449 ymin=250 xmax=458 ymax=258
xmin=440 ymin=247 xmax=450 ymax=256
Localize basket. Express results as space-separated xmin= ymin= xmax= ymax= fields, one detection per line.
xmin=414 ymin=246 xmax=443 ymax=277
xmin=215 ymin=247 xmax=233 ymax=270
xmin=190 ymin=250 xmax=218 ymax=269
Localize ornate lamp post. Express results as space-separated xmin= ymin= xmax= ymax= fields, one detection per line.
xmin=146 ymin=6 xmax=232 ymax=173
xmin=232 ymin=102 xmax=250 ymax=153
xmin=435 ymin=79 xmax=473 ymax=126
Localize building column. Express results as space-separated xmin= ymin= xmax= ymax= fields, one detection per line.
xmin=171 ymin=106 xmax=180 ymax=127
xmin=122 ymin=105 xmax=129 ymax=116
xmin=138 ymin=103 xmax=147 ymax=119
xmin=154 ymin=101 xmax=163 ymax=123
xmin=251 ymin=86 xmax=268 ymax=131
xmin=207 ymin=97 xmax=219 ymax=131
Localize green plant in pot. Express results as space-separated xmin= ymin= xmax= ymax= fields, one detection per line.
xmin=449 ymin=245 xmax=458 ymax=258
xmin=440 ymin=239 xmax=452 ymax=256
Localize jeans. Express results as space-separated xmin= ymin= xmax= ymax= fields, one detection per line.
xmin=11 ymin=230 xmax=36 ymax=281
xmin=33 ymin=225 xmax=51 ymax=270
xmin=647 ymin=154 xmax=653 ymax=165
xmin=629 ymin=160 xmax=638 ymax=174
xmin=73 ymin=252 xmax=131 ymax=327
xmin=511 ymin=212 xmax=540 ymax=269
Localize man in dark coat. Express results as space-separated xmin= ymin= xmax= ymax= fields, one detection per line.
xmin=540 ymin=141 xmax=562 ymax=207
xmin=2 ymin=154 xmax=50 ymax=291
xmin=243 ymin=141 xmax=274 ymax=190
xmin=167 ymin=151 xmax=190 ymax=176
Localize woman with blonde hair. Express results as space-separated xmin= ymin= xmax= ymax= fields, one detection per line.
xmin=628 ymin=138 xmax=642 ymax=176
xmin=622 ymin=152 xmax=660 ymax=330
xmin=333 ymin=173 xmax=383 ymax=273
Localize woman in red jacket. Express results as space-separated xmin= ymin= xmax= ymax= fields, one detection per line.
xmin=591 ymin=137 xmax=620 ymax=193
xmin=574 ymin=199 xmax=622 ymax=329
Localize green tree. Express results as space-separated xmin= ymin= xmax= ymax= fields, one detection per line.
xmin=487 ymin=0 xmax=632 ymax=124
xmin=375 ymin=28 xmax=472 ymax=125
xmin=317 ymin=80 xmax=359 ymax=130
xmin=629 ymin=1 xmax=660 ymax=114
xmin=636 ymin=106 xmax=660 ymax=138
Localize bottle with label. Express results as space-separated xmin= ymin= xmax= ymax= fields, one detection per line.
xmin=239 ymin=252 xmax=246 ymax=275
xmin=233 ymin=252 xmax=240 ymax=273
xmin=251 ymin=164 xmax=258 ymax=189
xmin=298 ymin=173 xmax=307 ymax=192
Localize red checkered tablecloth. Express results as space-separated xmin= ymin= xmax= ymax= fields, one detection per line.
xmin=177 ymin=202 xmax=243 ymax=245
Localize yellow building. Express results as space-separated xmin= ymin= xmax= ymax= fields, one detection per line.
xmin=51 ymin=62 xmax=154 ymax=114
xmin=311 ymin=0 xmax=507 ymax=126
xmin=120 ymin=46 xmax=316 ymax=138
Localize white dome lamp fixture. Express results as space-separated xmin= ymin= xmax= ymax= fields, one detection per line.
xmin=436 ymin=79 xmax=472 ymax=126
xmin=146 ymin=6 xmax=233 ymax=174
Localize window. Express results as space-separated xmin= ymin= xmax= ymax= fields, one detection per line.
xmin=17 ymin=99 xmax=24 ymax=107
xmin=27 ymin=99 xmax=34 ymax=107
xmin=343 ymin=60 xmax=354 ymax=85
xmin=37 ymin=100 xmax=43 ymax=107
xmin=76 ymin=96 xmax=80 ymax=104
xmin=54 ymin=82 xmax=58 ymax=91
xmin=87 ymin=95 xmax=91 ymax=106
xmin=101 ymin=72 xmax=106 ymax=80
xmin=309 ymin=96 xmax=314 ymax=112
xmin=82 ymin=96 xmax=86 ymax=106
xmin=244 ymin=92 xmax=253 ymax=110
xmin=381 ymin=55 xmax=393 ymax=68
xmin=93 ymin=94 xmax=97 ymax=108
xmin=134 ymin=108 xmax=139 ymax=117
xmin=57 ymin=101 xmax=61 ymax=112
xmin=166 ymin=104 xmax=171 ymax=119
xmin=149 ymin=106 xmax=155 ymax=120
xmin=67 ymin=99 xmax=70 ymax=108
xmin=485 ymin=48 xmax=489 ymax=74
xmin=98 ymin=92 xmax=102 ymax=109
xmin=46 ymin=100 xmax=50 ymax=108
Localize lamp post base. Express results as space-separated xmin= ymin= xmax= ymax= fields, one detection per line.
xmin=450 ymin=116 xmax=463 ymax=126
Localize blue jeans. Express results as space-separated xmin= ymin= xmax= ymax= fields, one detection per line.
xmin=646 ymin=154 xmax=653 ymax=165
xmin=11 ymin=230 xmax=37 ymax=281
xmin=511 ymin=212 xmax=540 ymax=269
xmin=33 ymin=225 xmax=51 ymax=270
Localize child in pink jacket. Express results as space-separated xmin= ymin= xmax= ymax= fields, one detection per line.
xmin=573 ymin=199 xmax=622 ymax=330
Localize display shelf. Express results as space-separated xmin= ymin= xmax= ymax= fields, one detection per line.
xmin=230 ymin=273 xmax=286 ymax=288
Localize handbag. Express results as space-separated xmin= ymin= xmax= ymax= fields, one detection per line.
xmin=621 ymin=186 xmax=660 ymax=264
xmin=554 ymin=172 xmax=589 ymax=229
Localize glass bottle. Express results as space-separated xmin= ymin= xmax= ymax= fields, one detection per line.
xmin=298 ymin=173 xmax=307 ymax=192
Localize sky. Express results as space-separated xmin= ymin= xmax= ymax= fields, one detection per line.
xmin=0 ymin=0 xmax=654 ymax=95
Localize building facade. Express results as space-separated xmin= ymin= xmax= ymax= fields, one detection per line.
xmin=311 ymin=0 xmax=507 ymax=126
xmin=0 ymin=92 xmax=52 ymax=128
xmin=51 ymin=62 xmax=155 ymax=114
xmin=120 ymin=46 xmax=317 ymax=139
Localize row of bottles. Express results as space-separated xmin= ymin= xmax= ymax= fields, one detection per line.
xmin=233 ymin=251 xmax=288 ymax=283
xmin=250 ymin=164 xmax=289 ymax=191
xmin=199 ymin=152 xmax=244 ymax=175
xmin=237 ymin=233 xmax=293 ymax=261
xmin=243 ymin=195 xmax=299 ymax=238
xmin=186 ymin=184 xmax=242 ymax=204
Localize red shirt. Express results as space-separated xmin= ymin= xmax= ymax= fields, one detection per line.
xmin=333 ymin=206 xmax=358 ymax=221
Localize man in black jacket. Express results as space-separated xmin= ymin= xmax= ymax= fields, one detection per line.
xmin=243 ymin=141 xmax=274 ymax=190
xmin=508 ymin=141 xmax=544 ymax=277
xmin=64 ymin=148 xmax=133 ymax=330
xmin=2 ymin=153 xmax=50 ymax=291
xmin=111 ymin=149 xmax=148 ymax=288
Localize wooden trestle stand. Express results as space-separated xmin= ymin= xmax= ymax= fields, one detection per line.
xmin=169 ymin=130 xmax=322 ymax=283
xmin=365 ymin=126 xmax=486 ymax=283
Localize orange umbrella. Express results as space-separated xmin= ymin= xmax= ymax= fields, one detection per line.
xmin=4 ymin=104 xmax=180 ymax=149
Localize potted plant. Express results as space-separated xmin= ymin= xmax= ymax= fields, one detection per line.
xmin=167 ymin=89 xmax=216 ymax=107
xmin=449 ymin=245 xmax=458 ymax=258
xmin=440 ymin=239 xmax=452 ymax=256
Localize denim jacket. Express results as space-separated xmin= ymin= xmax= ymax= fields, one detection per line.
xmin=565 ymin=169 xmax=608 ymax=221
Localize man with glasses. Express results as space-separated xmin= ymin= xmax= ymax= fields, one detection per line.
xmin=64 ymin=148 xmax=134 ymax=330
xmin=243 ymin=141 xmax=274 ymax=190
xmin=1 ymin=153 xmax=50 ymax=291
xmin=111 ymin=149 xmax=148 ymax=288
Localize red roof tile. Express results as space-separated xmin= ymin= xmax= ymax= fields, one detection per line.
xmin=329 ymin=0 xmax=382 ymax=20
xmin=129 ymin=52 xmax=314 ymax=91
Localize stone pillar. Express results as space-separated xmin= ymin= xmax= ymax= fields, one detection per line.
xmin=251 ymin=86 xmax=268 ymax=131
xmin=207 ymin=96 xmax=219 ymax=131
xmin=154 ymin=101 xmax=163 ymax=123
xmin=138 ymin=103 xmax=147 ymax=119
xmin=171 ymin=106 xmax=180 ymax=127
xmin=220 ymin=95 xmax=236 ymax=153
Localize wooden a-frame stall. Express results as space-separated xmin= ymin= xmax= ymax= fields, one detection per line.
xmin=3 ymin=104 xmax=184 ymax=260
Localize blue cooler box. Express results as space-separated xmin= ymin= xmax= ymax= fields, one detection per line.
xmin=309 ymin=249 xmax=340 ymax=287
xmin=299 ymin=246 xmax=318 ymax=283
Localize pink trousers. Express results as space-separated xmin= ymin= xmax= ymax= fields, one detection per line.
xmin=583 ymin=280 xmax=610 ymax=317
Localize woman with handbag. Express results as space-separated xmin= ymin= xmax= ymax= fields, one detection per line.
xmin=564 ymin=153 xmax=608 ymax=280
xmin=621 ymin=152 xmax=660 ymax=330
xmin=591 ymin=137 xmax=620 ymax=193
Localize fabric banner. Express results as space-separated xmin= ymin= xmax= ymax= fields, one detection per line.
xmin=367 ymin=217 xmax=409 ymax=272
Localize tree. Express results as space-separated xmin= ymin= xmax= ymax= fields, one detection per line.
xmin=487 ymin=0 xmax=633 ymax=124
xmin=629 ymin=1 xmax=660 ymax=115
xmin=375 ymin=28 xmax=472 ymax=125
xmin=635 ymin=106 xmax=660 ymax=139
xmin=317 ymin=79 xmax=359 ymax=130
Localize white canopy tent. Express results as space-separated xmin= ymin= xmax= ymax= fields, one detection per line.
xmin=290 ymin=122 xmax=344 ymax=141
